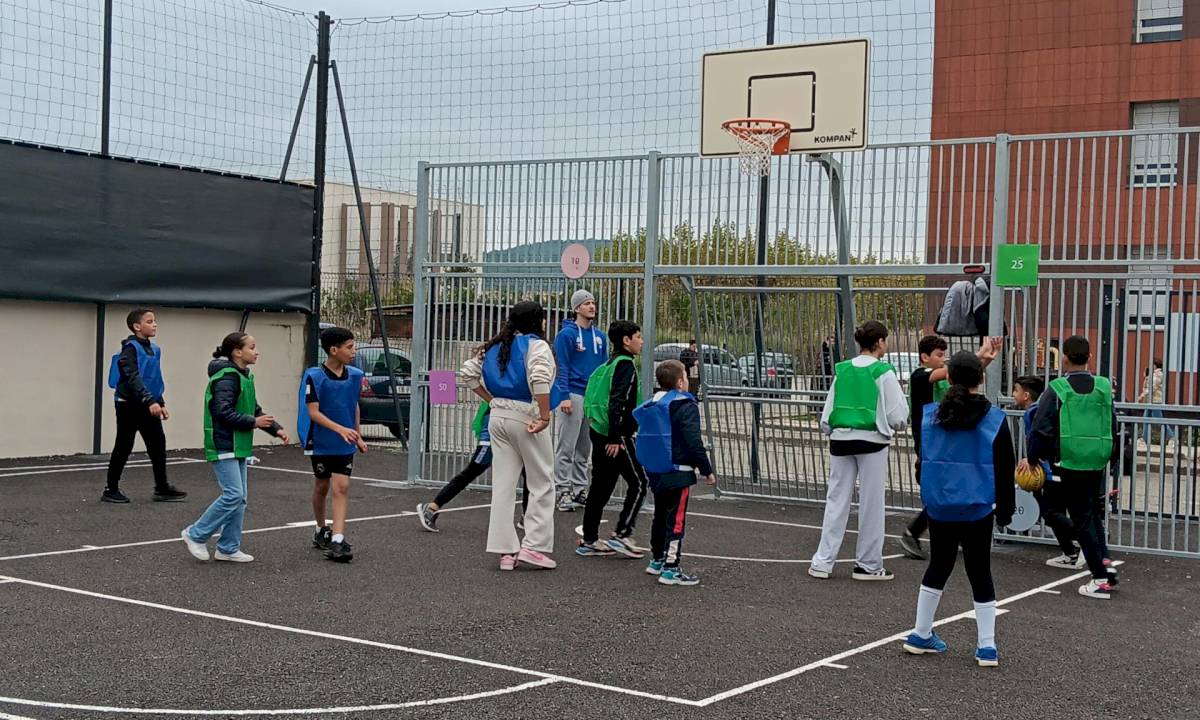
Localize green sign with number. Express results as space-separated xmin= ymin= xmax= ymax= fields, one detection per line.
xmin=996 ymin=244 xmax=1041 ymax=287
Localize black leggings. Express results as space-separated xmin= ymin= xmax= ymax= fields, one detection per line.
xmin=433 ymin=444 xmax=527 ymax=513
xmin=922 ymin=515 xmax=996 ymax=603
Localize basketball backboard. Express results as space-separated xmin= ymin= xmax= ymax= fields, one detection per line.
xmin=700 ymin=39 xmax=869 ymax=156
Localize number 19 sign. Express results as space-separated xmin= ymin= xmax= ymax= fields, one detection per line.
xmin=561 ymin=243 xmax=590 ymax=280
xmin=995 ymin=244 xmax=1040 ymax=287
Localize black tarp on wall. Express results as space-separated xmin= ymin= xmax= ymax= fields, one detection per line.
xmin=0 ymin=141 xmax=314 ymax=312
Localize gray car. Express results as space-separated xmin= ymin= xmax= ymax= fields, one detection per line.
xmin=654 ymin=343 xmax=749 ymax=393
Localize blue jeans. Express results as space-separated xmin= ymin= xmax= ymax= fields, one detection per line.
xmin=188 ymin=458 xmax=248 ymax=554
xmin=1142 ymin=408 xmax=1176 ymax=443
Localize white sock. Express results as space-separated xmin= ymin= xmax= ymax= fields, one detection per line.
xmin=332 ymin=533 xmax=344 ymax=543
xmin=914 ymin=585 xmax=943 ymax=638
xmin=974 ymin=600 xmax=997 ymax=649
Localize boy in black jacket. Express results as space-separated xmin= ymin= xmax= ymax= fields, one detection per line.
xmin=104 ymin=308 xmax=187 ymax=504
xmin=578 ymin=320 xmax=648 ymax=558
xmin=1025 ymin=335 xmax=1120 ymax=600
xmin=634 ymin=360 xmax=716 ymax=586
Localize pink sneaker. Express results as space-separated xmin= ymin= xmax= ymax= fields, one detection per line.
xmin=517 ymin=548 xmax=557 ymax=569
xmin=499 ymin=554 xmax=517 ymax=571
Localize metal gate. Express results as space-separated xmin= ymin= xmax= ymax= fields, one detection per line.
xmin=409 ymin=129 xmax=1200 ymax=558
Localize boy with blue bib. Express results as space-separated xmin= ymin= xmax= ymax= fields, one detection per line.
xmin=104 ymin=308 xmax=187 ymax=504
xmin=1025 ymin=335 xmax=1120 ymax=599
xmin=902 ymin=351 xmax=1014 ymax=667
xmin=1013 ymin=375 xmax=1081 ymax=569
xmin=298 ymin=326 xmax=367 ymax=563
xmin=633 ymin=360 xmax=716 ymax=586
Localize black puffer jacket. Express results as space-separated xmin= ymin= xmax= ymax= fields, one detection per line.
xmin=207 ymin=358 xmax=282 ymax=455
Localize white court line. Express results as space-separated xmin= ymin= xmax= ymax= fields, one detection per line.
xmin=0 ymin=678 xmax=558 ymax=716
xmin=689 ymin=511 xmax=904 ymax=540
xmin=0 ymin=709 xmax=40 ymax=720
xmin=822 ymin=663 xmax=848 ymax=670
xmin=686 ymin=553 xmax=904 ymax=564
xmin=0 ymin=458 xmax=203 ymax=479
xmin=0 ymin=504 xmax=488 ymax=563
xmin=0 ymin=574 xmax=702 ymax=708
xmin=693 ymin=565 xmax=1121 ymax=707
xmin=251 ymin=465 xmax=397 ymax=484
xmin=0 ymin=458 xmax=201 ymax=473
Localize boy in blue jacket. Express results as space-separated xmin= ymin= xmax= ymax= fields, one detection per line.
xmin=633 ymin=360 xmax=716 ymax=586
xmin=552 ymin=289 xmax=608 ymax=511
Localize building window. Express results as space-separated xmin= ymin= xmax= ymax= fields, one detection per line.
xmin=1131 ymin=101 xmax=1179 ymax=187
xmin=1126 ymin=251 xmax=1171 ymax=329
xmin=1136 ymin=0 xmax=1183 ymax=43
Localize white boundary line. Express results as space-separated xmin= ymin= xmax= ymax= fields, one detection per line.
xmin=692 ymin=565 xmax=1118 ymax=706
xmin=0 ymin=709 xmax=40 ymax=720
xmin=0 ymin=679 xmax=558 ymax=716
xmin=0 ymin=574 xmax=702 ymax=708
xmin=251 ymin=465 xmax=397 ymax=484
xmin=686 ymin=552 xmax=904 ymax=564
xmin=0 ymin=458 xmax=203 ymax=479
xmin=689 ymin=511 xmax=904 ymax=540
xmin=0 ymin=504 xmax=490 ymax=563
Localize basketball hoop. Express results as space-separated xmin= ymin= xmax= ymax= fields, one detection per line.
xmin=721 ymin=118 xmax=791 ymax=176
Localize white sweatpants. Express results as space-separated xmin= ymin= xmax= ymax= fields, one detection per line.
xmin=553 ymin=392 xmax=591 ymax=496
xmin=487 ymin=413 xmax=555 ymax=555
xmin=810 ymin=448 xmax=889 ymax=573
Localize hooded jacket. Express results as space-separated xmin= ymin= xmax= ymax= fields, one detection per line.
xmin=114 ymin=335 xmax=165 ymax=407
xmin=206 ymin=358 xmax=282 ymax=456
xmin=552 ymin=317 xmax=607 ymax=405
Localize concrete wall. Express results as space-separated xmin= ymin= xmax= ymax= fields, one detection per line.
xmin=0 ymin=300 xmax=306 ymax=459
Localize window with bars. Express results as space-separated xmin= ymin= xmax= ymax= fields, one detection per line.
xmin=1131 ymin=101 xmax=1179 ymax=187
xmin=1135 ymin=0 xmax=1183 ymax=43
xmin=1126 ymin=250 xmax=1172 ymax=329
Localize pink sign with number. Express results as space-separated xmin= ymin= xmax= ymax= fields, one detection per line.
xmin=561 ymin=243 xmax=590 ymax=279
xmin=428 ymin=370 xmax=457 ymax=405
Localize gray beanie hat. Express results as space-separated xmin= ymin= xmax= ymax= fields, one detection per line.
xmin=570 ymin=289 xmax=595 ymax=311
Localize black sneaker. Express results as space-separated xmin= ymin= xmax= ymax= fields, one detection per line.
xmin=152 ymin=485 xmax=188 ymax=502
xmin=101 ymin=488 xmax=130 ymax=504
xmin=312 ymin=525 xmax=332 ymax=550
xmin=325 ymin=539 xmax=353 ymax=563
xmin=851 ymin=565 xmax=895 ymax=581
xmin=899 ymin=531 xmax=928 ymax=560
xmin=572 ymin=490 xmax=588 ymax=509
xmin=417 ymin=503 xmax=439 ymax=533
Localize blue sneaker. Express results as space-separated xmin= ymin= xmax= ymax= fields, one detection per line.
xmin=657 ymin=568 xmax=700 ymax=586
xmin=902 ymin=631 xmax=948 ymax=655
xmin=975 ymin=646 xmax=999 ymax=667
xmin=646 ymin=559 xmax=664 ymax=576
xmin=575 ymin=540 xmax=615 ymax=557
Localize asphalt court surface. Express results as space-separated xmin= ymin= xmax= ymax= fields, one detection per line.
xmin=1 ymin=447 xmax=1197 ymax=719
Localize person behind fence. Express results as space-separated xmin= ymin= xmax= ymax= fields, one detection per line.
xmin=297 ymin=326 xmax=367 ymax=564
xmin=901 ymin=351 xmax=1015 ymax=668
xmin=552 ymin=289 xmax=608 ymax=512
xmin=460 ymin=300 xmax=558 ymax=571
xmin=900 ymin=335 xmax=1000 ymax=560
xmin=809 ymin=320 xmax=908 ymax=582
xmin=181 ymin=333 xmax=288 ymax=564
xmin=416 ymin=401 xmax=529 ymax=533
xmin=1137 ymin=359 xmax=1176 ymax=452
xmin=1013 ymin=375 xmax=1082 ymax=569
xmin=633 ymin=360 xmax=716 ymax=586
xmin=1024 ymin=335 xmax=1121 ymax=600
xmin=577 ymin=320 xmax=648 ymax=559
xmin=103 ymin=308 xmax=188 ymax=504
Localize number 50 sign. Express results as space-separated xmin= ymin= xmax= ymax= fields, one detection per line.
xmin=428 ymin=370 xmax=457 ymax=405
xmin=995 ymin=244 xmax=1040 ymax=287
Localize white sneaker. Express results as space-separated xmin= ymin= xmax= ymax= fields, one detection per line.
xmin=181 ymin=527 xmax=210 ymax=561
xmin=1046 ymin=553 xmax=1087 ymax=569
xmin=214 ymin=550 xmax=255 ymax=563
xmin=1078 ymin=579 xmax=1113 ymax=600
xmin=1137 ymin=439 xmax=1149 ymax=453
xmin=807 ymin=566 xmax=831 ymax=579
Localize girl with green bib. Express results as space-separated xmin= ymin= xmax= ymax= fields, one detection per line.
xmin=181 ymin=333 xmax=287 ymax=563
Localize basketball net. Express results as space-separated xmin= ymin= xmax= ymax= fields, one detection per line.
xmin=721 ymin=119 xmax=791 ymax=176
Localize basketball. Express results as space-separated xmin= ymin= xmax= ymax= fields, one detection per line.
xmin=1015 ymin=464 xmax=1046 ymax=492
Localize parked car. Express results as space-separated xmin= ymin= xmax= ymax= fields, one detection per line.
xmin=654 ymin=343 xmax=749 ymax=393
xmin=354 ymin=344 xmax=412 ymax=439
xmin=883 ymin=351 xmax=922 ymax=390
xmin=737 ymin=352 xmax=797 ymax=389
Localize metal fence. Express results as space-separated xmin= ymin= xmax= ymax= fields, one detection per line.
xmin=409 ymin=129 xmax=1200 ymax=558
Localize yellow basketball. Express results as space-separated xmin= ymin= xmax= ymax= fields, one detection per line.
xmin=1015 ymin=464 xmax=1045 ymax=492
